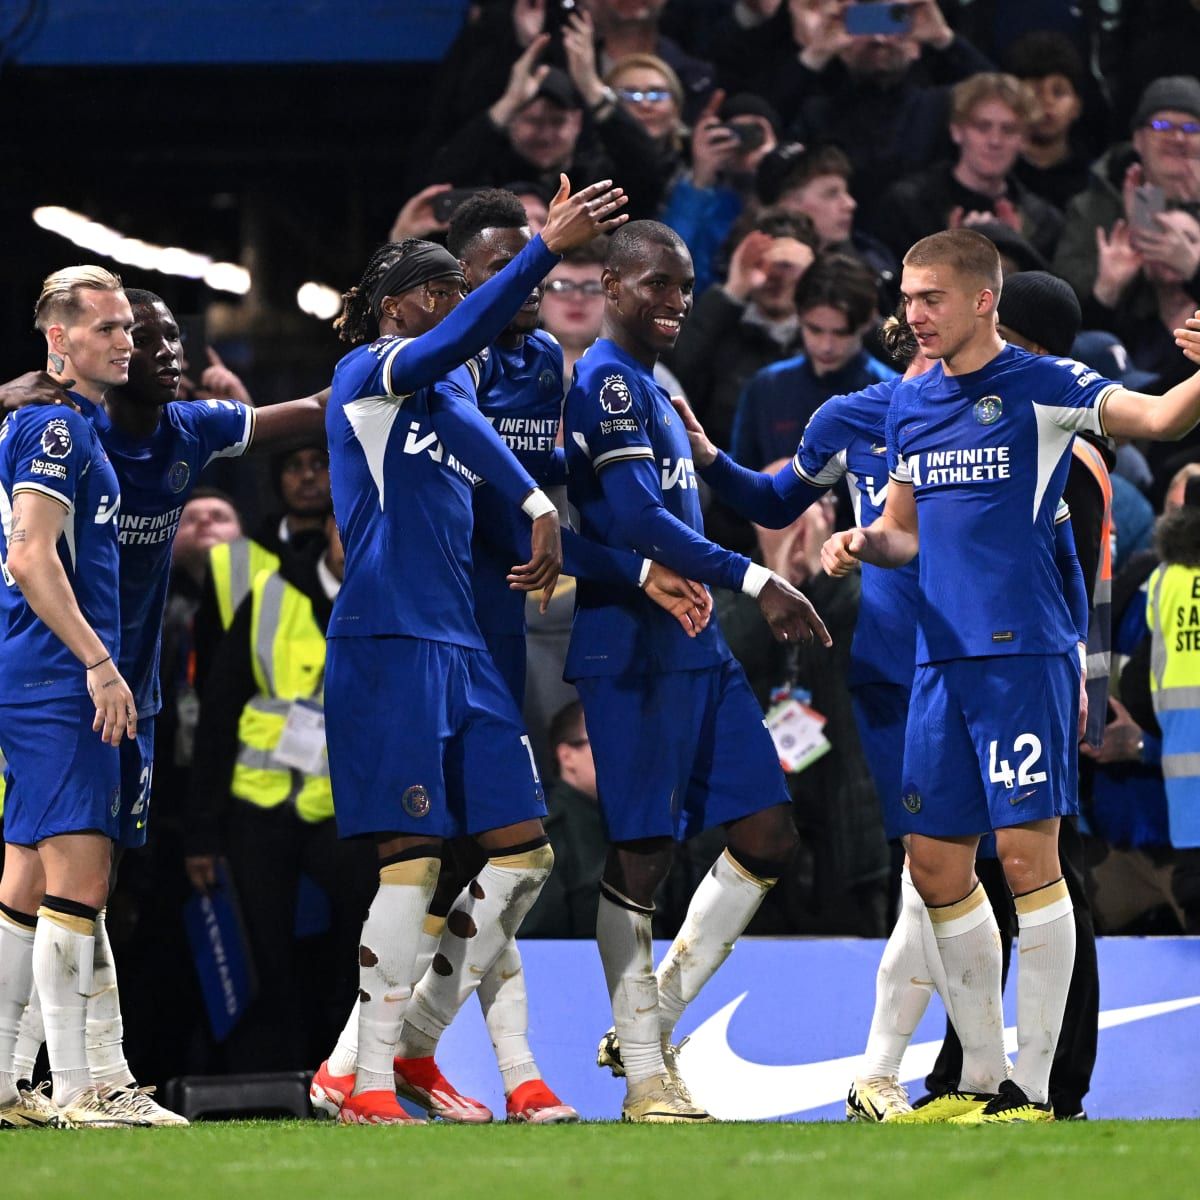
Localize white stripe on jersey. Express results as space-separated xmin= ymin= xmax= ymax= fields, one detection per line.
xmin=593 ymin=446 xmax=656 ymax=472
xmin=1032 ymin=399 xmax=1105 ymax=522
xmin=792 ymin=448 xmax=847 ymax=489
xmin=203 ymin=402 xmax=256 ymax=469
xmin=344 ymin=396 xmax=403 ymax=510
xmin=382 ymin=338 xmax=415 ymax=400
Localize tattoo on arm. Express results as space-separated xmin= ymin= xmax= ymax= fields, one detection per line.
xmin=9 ymin=496 xmax=26 ymax=544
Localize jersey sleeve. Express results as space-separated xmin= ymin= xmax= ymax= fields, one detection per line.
xmin=7 ymin=409 xmax=92 ymax=509
xmin=793 ymin=400 xmax=850 ymax=489
xmin=885 ymin=391 xmax=911 ymax=485
xmin=573 ymin=366 xmax=656 ymax=474
xmin=191 ymin=399 xmax=255 ymax=468
xmin=1040 ymin=358 xmax=1122 ymax=435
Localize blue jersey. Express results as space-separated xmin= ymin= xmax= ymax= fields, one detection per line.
xmin=472 ymin=331 xmax=564 ymax=639
xmin=794 ymin=378 xmax=920 ymax=689
xmin=329 ymin=339 xmax=488 ymax=647
xmin=0 ymin=402 xmax=121 ymax=704
xmin=886 ymin=344 xmax=1117 ymax=665
xmin=564 ymin=338 xmax=740 ymax=678
xmin=83 ymin=398 xmax=253 ymax=716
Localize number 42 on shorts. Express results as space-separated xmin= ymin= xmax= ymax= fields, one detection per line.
xmin=987 ymin=733 xmax=1047 ymax=790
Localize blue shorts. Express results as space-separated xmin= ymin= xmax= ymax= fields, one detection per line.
xmin=576 ymin=660 xmax=790 ymax=844
xmin=483 ymin=631 xmax=527 ymax=708
xmin=118 ymin=716 xmax=155 ymax=850
xmin=0 ymin=695 xmax=121 ymax=845
xmin=898 ymin=652 xmax=1080 ymax=838
xmin=325 ymin=636 xmax=546 ymax=840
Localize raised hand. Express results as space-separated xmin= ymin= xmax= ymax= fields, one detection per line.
xmin=512 ymin=0 xmax=546 ymax=48
xmin=670 ymin=395 xmax=717 ymax=467
xmin=643 ymin=562 xmax=713 ymax=636
xmin=1094 ymin=219 xmax=1144 ymax=307
xmin=1172 ymin=309 xmax=1200 ymax=366
xmin=490 ymin=32 xmax=552 ymax=128
xmin=390 ymin=183 xmax=455 ymax=241
xmin=689 ymin=89 xmax=738 ymax=188
xmin=756 ymin=574 xmax=832 ymax=646
xmin=198 ymin=347 xmax=253 ymax=406
xmin=563 ymin=11 xmax=605 ymax=110
xmin=540 ymin=175 xmax=629 ymax=252
xmin=725 ymin=230 xmax=774 ymax=301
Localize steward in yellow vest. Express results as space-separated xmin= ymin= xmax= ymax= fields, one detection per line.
xmin=184 ymin=520 xmax=375 ymax=1069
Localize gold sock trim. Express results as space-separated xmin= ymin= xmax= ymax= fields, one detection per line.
xmin=422 ymin=913 xmax=447 ymax=937
xmin=488 ymin=843 xmax=555 ymax=871
xmin=380 ymin=857 xmax=440 ymax=887
xmin=721 ymin=849 xmax=776 ymax=889
xmin=927 ymin=881 xmax=986 ymax=926
xmin=36 ymin=906 xmax=94 ymax=937
xmin=1013 ymin=877 xmax=1069 ymax=916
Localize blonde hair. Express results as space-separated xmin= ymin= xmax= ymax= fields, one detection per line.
xmin=904 ymin=229 xmax=1003 ymax=296
xmin=951 ymin=72 xmax=1037 ymax=126
xmin=34 ymin=265 xmax=124 ymax=333
xmin=603 ymin=53 xmax=685 ymax=114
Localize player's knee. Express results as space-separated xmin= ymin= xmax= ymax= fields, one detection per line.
xmin=488 ymin=837 xmax=554 ymax=879
xmin=907 ymin=856 xmax=972 ymax=908
xmin=603 ymin=839 xmax=673 ymax=907
xmin=379 ymin=844 xmax=442 ymax=888
xmin=999 ymin=850 xmax=1060 ymax=898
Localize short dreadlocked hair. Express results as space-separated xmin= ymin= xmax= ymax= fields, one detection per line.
xmin=879 ymin=301 xmax=918 ymax=367
xmin=333 ymin=240 xmax=420 ymax=345
xmin=446 ymin=189 xmax=529 ymax=259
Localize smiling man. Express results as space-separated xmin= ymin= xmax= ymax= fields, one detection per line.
xmin=562 ymin=220 xmax=830 ymax=1122
xmin=0 ymin=267 xmax=137 ymax=1128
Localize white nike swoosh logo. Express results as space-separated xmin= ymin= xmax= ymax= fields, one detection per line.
xmin=677 ymin=991 xmax=1200 ymax=1121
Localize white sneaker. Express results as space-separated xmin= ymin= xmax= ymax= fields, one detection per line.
xmin=0 ymin=1081 xmax=64 ymax=1128
xmin=101 ymin=1084 xmax=189 ymax=1127
xmin=56 ymin=1086 xmax=145 ymax=1128
xmin=661 ymin=1036 xmax=695 ymax=1106
xmin=622 ymin=1075 xmax=713 ymax=1124
xmin=846 ymin=1076 xmax=913 ymax=1122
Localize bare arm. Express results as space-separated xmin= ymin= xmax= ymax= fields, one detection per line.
xmin=821 ymin=479 xmax=919 ymax=576
xmin=5 ymin=491 xmax=136 ymax=744
xmin=1099 ymin=312 xmax=1200 ymax=440
xmin=247 ymin=390 xmax=330 ymax=453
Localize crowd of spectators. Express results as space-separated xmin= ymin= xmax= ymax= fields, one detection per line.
xmin=17 ymin=0 xmax=1200 ymax=1086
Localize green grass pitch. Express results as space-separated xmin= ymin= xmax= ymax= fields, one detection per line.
xmin=5 ymin=1120 xmax=1198 ymax=1200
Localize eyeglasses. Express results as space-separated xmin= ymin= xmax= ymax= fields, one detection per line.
xmin=544 ymin=279 xmax=604 ymax=297
xmin=1146 ymin=118 xmax=1200 ymax=135
xmin=616 ymin=87 xmax=672 ymax=105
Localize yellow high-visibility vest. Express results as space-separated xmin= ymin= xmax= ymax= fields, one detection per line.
xmin=209 ymin=537 xmax=281 ymax=630
xmin=230 ymin=569 xmax=331 ymax=823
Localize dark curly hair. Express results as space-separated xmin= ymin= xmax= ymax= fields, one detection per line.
xmin=333 ymin=240 xmax=420 ymax=345
xmin=446 ymin=188 xmax=529 ymax=259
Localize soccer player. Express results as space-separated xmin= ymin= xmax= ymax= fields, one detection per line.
xmin=671 ymin=308 xmax=1089 ymax=1123
xmin=0 ymin=266 xmax=138 ymax=1127
xmin=823 ymin=228 xmax=1200 ymax=1122
xmin=312 ymin=188 xmax=706 ymax=1125
xmin=562 ymin=220 xmax=830 ymax=1122
xmin=0 ymin=286 xmax=332 ymax=1125
xmin=322 ymin=176 xmax=627 ymax=1126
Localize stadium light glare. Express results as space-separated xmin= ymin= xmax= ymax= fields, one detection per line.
xmin=297 ymin=281 xmax=343 ymax=321
xmin=32 ymin=205 xmax=251 ymax=296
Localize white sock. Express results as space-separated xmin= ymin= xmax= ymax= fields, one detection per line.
xmin=14 ymin=985 xmax=44 ymax=1084
xmin=33 ymin=905 xmax=96 ymax=1106
xmin=0 ymin=908 xmax=37 ymax=1104
xmin=656 ymin=850 xmax=772 ymax=1040
xmin=328 ymin=1000 xmax=360 ymax=1078
xmin=326 ymin=913 xmax=452 ymax=1077
xmin=398 ymin=846 xmax=553 ymax=1060
xmin=927 ymin=882 xmax=1006 ymax=1094
xmin=862 ymin=867 xmax=939 ymax=1079
xmin=1012 ymin=878 xmax=1076 ymax=1105
xmin=353 ymin=856 xmax=440 ymax=1096
xmin=477 ymin=939 xmax=539 ymax=1095
xmin=596 ymin=885 xmax=664 ymax=1085
xmin=86 ymin=909 xmax=134 ymax=1090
